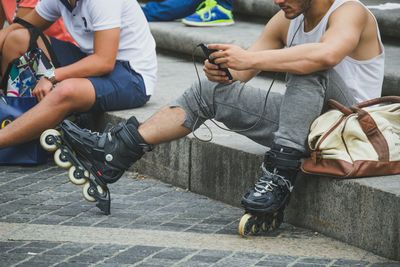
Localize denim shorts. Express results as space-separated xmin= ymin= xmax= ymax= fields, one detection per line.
xmin=50 ymin=37 xmax=150 ymax=112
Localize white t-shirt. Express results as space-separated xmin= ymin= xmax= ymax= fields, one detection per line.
xmin=36 ymin=0 xmax=157 ymax=96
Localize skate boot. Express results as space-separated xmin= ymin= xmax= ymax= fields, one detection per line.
xmin=238 ymin=145 xmax=303 ymax=236
xmin=40 ymin=117 xmax=152 ymax=215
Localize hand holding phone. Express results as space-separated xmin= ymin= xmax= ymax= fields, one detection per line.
xmin=199 ymin=43 xmax=233 ymax=80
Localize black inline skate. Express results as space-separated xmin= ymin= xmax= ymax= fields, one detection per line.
xmin=40 ymin=117 xmax=152 ymax=215
xmin=238 ymin=145 xmax=303 ymax=236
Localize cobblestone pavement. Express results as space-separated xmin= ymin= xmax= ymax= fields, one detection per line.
xmin=0 ymin=165 xmax=399 ymax=267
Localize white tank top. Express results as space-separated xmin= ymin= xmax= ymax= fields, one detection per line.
xmin=286 ymin=0 xmax=385 ymax=102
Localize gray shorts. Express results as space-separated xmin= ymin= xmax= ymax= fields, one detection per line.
xmin=171 ymin=69 xmax=356 ymax=153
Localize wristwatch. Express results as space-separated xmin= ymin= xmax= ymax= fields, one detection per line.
xmin=43 ymin=69 xmax=58 ymax=85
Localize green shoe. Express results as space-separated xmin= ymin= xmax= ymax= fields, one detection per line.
xmin=182 ymin=0 xmax=235 ymax=27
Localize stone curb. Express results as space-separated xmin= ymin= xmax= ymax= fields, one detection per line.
xmin=148 ymin=21 xmax=400 ymax=96
xmin=106 ymin=112 xmax=400 ymax=261
xmin=104 ymin=53 xmax=400 ymax=261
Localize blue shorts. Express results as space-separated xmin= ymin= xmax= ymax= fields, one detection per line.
xmin=50 ymin=37 xmax=150 ymax=112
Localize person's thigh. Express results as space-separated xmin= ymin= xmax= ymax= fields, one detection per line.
xmin=172 ymin=79 xmax=283 ymax=147
xmin=87 ymin=61 xmax=149 ymax=112
xmin=48 ymin=78 xmax=96 ymax=113
xmin=274 ymin=69 xmax=357 ymax=153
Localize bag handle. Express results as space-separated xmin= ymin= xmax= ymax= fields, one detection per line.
xmin=327 ymin=99 xmax=353 ymax=115
xmin=353 ymin=107 xmax=389 ymax=161
xmin=328 ymin=96 xmax=400 ymax=115
xmin=0 ymin=18 xmax=61 ymax=94
xmin=354 ymin=96 xmax=400 ymax=109
xmin=13 ymin=17 xmax=60 ymax=68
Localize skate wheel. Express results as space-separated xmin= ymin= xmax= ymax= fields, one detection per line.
xmin=82 ymin=182 xmax=104 ymax=202
xmin=261 ymin=222 xmax=270 ymax=232
xmin=54 ymin=149 xmax=72 ymax=169
xmin=68 ymin=166 xmax=89 ymax=185
xmin=40 ymin=129 xmax=60 ymax=152
xmin=271 ymin=211 xmax=284 ymax=230
xmin=251 ymin=222 xmax=260 ymax=234
xmin=238 ymin=213 xmax=253 ymax=237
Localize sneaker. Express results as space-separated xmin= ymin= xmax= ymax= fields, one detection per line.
xmin=241 ymin=163 xmax=295 ymax=213
xmin=182 ymin=0 xmax=234 ymax=27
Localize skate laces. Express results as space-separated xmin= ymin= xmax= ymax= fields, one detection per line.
xmin=195 ymin=0 xmax=218 ymax=17
xmin=80 ymin=125 xmax=118 ymax=143
xmin=82 ymin=128 xmax=102 ymax=138
xmin=254 ymin=163 xmax=293 ymax=195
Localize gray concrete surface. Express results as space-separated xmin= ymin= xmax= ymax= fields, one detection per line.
xmin=147 ymin=21 xmax=400 ymax=96
xmin=0 ymin=165 xmax=399 ymax=266
xmin=104 ymin=52 xmax=400 ymax=261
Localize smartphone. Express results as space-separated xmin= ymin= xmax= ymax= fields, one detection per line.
xmin=199 ymin=43 xmax=233 ymax=80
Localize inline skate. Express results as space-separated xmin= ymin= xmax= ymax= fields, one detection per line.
xmin=40 ymin=117 xmax=152 ymax=215
xmin=238 ymin=145 xmax=302 ymax=236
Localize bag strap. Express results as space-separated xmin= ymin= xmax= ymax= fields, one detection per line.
xmin=0 ymin=18 xmax=61 ymax=93
xmin=354 ymin=96 xmax=400 ymax=109
xmin=13 ymin=17 xmax=60 ymax=68
xmin=328 ymin=96 xmax=400 ymax=115
xmin=327 ymin=100 xmax=353 ymax=115
xmin=353 ymin=107 xmax=390 ymax=161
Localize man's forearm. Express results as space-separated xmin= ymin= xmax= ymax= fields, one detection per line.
xmin=54 ymin=54 xmax=115 ymax=82
xmin=251 ymin=43 xmax=337 ymax=75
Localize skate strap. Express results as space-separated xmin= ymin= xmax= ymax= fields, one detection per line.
xmin=264 ymin=150 xmax=301 ymax=170
xmin=120 ymin=123 xmax=153 ymax=152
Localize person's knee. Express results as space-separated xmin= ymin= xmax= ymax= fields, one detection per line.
xmin=2 ymin=29 xmax=30 ymax=56
xmin=51 ymin=81 xmax=79 ymax=109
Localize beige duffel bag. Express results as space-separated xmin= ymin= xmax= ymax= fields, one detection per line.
xmin=301 ymin=96 xmax=400 ymax=178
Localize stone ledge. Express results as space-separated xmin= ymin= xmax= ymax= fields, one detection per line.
xmin=148 ymin=21 xmax=400 ymax=96
xmin=103 ymin=52 xmax=400 ymax=260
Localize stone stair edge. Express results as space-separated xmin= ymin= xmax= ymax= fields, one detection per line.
xmin=149 ymin=22 xmax=400 ymax=96
xmin=103 ymin=109 xmax=400 ymax=261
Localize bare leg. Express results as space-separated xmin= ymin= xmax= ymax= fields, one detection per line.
xmin=0 ymin=78 xmax=95 ymax=148
xmin=138 ymin=106 xmax=191 ymax=145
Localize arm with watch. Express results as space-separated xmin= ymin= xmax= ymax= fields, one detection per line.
xmin=19 ymin=8 xmax=120 ymax=102
xmin=32 ymin=68 xmax=57 ymax=101
xmin=32 ymin=26 xmax=120 ymax=102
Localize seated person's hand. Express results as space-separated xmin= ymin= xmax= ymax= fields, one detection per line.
xmin=32 ymin=77 xmax=54 ymax=101
xmin=203 ymin=59 xmax=232 ymax=84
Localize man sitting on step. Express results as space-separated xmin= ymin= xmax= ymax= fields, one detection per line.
xmin=53 ymin=0 xmax=385 ymax=226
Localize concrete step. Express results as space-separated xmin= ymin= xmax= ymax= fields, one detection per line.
xmin=234 ymin=0 xmax=400 ymax=40
xmin=147 ymin=21 xmax=400 ymax=96
xmin=104 ymin=51 xmax=400 ymax=261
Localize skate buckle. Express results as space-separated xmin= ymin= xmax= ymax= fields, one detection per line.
xmin=142 ymin=144 xmax=154 ymax=153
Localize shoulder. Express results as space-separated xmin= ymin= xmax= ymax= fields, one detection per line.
xmin=329 ymin=1 xmax=369 ymax=25
xmin=266 ymin=10 xmax=291 ymax=41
